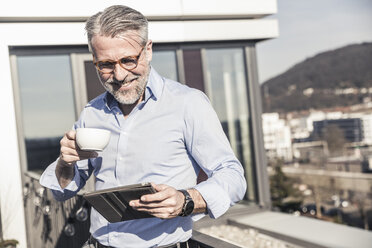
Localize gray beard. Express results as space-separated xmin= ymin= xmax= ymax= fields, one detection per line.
xmin=111 ymin=78 xmax=147 ymax=105
xmin=100 ymin=72 xmax=149 ymax=105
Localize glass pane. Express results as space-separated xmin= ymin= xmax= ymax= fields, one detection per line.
xmin=203 ymin=48 xmax=256 ymax=201
xmin=151 ymin=51 xmax=178 ymax=81
xmin=183 ymin=49 xmax=204 ymax=91
xmin=16 ymin=55 xmax=76 ymax=172
xmin=84 ymin=60 xmax=105 ymax=101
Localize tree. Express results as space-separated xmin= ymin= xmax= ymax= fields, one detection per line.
xmin=351 ymin=191 xmax=372 ymax=230
xmin=322 ymin=124 xmax=346 ymax=156
xmin=270 ymin=161 xmax=303 ymax=212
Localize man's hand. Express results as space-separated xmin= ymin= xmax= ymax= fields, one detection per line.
xmin=129 ymin=183 xmax=185 ymax=219
xmin=59 ymin=130 xmax=98 ymax=165
xmin=129 ymin=183 xmax=207 ymax=219
xmin=56 ymin=130 xmax=98 ymax=188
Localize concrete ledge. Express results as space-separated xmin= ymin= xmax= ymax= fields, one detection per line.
xmin=228 ymin=211 xmax=372 ymax=248
xmin=194 ymin=203 xmax=263 ymax=229
xmin=192 ymin=230 xmax=241 ymax=248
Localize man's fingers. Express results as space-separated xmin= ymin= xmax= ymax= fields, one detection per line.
xmin=130 ymin=203 xmax=180 ymax=219
xmin=130 ymin=200 xmax=161 ymax=209
xmin=60 ymin=152 xmax=97 ymax=164
xmin=60 ymin=145 xmax=98 ymax=163
xmin=61 ymin=138 xmax=77 ymax=150
xmin=141 ymin=184 xmax=174 ymax=202
xmin=59 ymin=129 xmax=98 ymax=164
xmin=135 ymin=207 xmax=179 ymax=219
xmin=129 ymin=184 xmax=185 ymax=219
xmin=65 ymin=130 xmax=76 ymax=140
xmin=131 ymin=197 xmax=177 ymax=209
xmin=141 ymin=190 xmax=169 ymax=202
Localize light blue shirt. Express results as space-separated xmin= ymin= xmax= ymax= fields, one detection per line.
xmin=40 ymin=67 xmax=246 ymax=248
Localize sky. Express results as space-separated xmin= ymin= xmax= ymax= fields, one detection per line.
xmin=256 ymin=0 xmax=372 ymax=84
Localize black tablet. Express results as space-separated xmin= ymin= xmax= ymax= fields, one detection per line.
xmin=83 ymin=182 xmax=156 ymax=223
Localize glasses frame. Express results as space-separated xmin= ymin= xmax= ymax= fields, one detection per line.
xmin=93 ymin=46 xmax=145 ymax=73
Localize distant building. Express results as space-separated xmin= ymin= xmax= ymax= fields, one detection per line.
xmin=361 ymin=114 xmax=372 ymax=145
xmin=287 ymin=110 xmax=372 ymax=162
xmin=312 ymin=118 xmax=364 ymax=143
xmin=348 ymin=113 xmax=372 ymax=145
xmin=288 ymin=110 xmax=343 ymax=142
xmin=262 ymin=113 xmax=293 ymax=162
xmin=288 ymin=116 xmax=311 ymax=140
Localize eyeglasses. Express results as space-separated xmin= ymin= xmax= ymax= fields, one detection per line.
xmin=93 ymin=47 xmax=145 ymax=73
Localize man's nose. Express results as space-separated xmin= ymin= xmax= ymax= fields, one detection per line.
xmin=113 ymin=63 xmax=129 ymax=81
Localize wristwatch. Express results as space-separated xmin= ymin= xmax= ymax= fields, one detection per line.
xmin=178 ymin=189 xmax=194 ymax=217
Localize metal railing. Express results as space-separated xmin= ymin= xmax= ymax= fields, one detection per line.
xmin=23 ymin=172 xmax=241 ymax=248
xmin=23 ymin=172 xmax=90 ymax=248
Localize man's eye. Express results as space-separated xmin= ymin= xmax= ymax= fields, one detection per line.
xmin=121 ymin=57 xmax=137 ymax=65
xmin=99 ymin=61 xmax=114 ymax=69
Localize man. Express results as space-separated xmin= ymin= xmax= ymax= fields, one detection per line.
xmin=40 ymin=5 xmax=246 ymax=248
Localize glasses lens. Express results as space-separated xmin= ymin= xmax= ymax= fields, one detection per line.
xmin=97 ymin=61 xmax=115 ymax=72
xmin=120 ymin=57 xmax=137 ymax=70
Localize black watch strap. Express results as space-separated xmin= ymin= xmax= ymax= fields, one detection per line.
xmin=178 ymin=189 xmax=194 ymax=217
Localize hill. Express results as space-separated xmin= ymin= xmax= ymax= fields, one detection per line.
xmin=261 ymin=42 xmax=372 ymax=113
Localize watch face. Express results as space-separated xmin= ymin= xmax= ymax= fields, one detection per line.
xmin=184 ymin=200 xmax=195 ymax=216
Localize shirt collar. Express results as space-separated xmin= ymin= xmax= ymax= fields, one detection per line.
xmin=103 ymin=67 xmax=164 ymax=111
xmin=104 ymin=92 xmax=119 ymax=112
xmin=145 ymin=66 xmax=164 ymax=101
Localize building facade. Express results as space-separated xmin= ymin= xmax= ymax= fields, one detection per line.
xmin=312 ymin=118 xmax=364 ymax=143
xmin=0 ymin=1 xmax=278 ymax=247
xmin=262 ymin=113 xmax=293 ymax=162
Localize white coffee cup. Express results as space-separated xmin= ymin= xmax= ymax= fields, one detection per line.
xmin=76 ymin=128 xmax=111 ymax=151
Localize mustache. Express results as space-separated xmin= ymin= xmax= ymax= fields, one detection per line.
xmin=106 ymin=77 xmax=138 ymax=85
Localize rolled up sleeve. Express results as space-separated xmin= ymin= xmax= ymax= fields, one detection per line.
xmin=39 ymin=159 xmax=90 ymax=201
xmin=183 ymin=90 xmax=247 ymax=219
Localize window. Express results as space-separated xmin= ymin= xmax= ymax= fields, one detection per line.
xmin=151 ymin=50 xmax=178 ymax=81
xmin=202 ymin=48 xmax=256 ymax=201
xmin=14 ymin=55 xmax=76 ymax=172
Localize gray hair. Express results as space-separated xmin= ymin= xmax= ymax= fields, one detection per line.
xmin=85 ymin=5 xmax=148 ymax=52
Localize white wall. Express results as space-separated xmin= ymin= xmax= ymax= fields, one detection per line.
xmin=0 ymin=43 xmax=27 ymax=247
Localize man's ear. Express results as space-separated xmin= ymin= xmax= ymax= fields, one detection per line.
xmin=146 ymin=40 xmax=153 ymax=62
